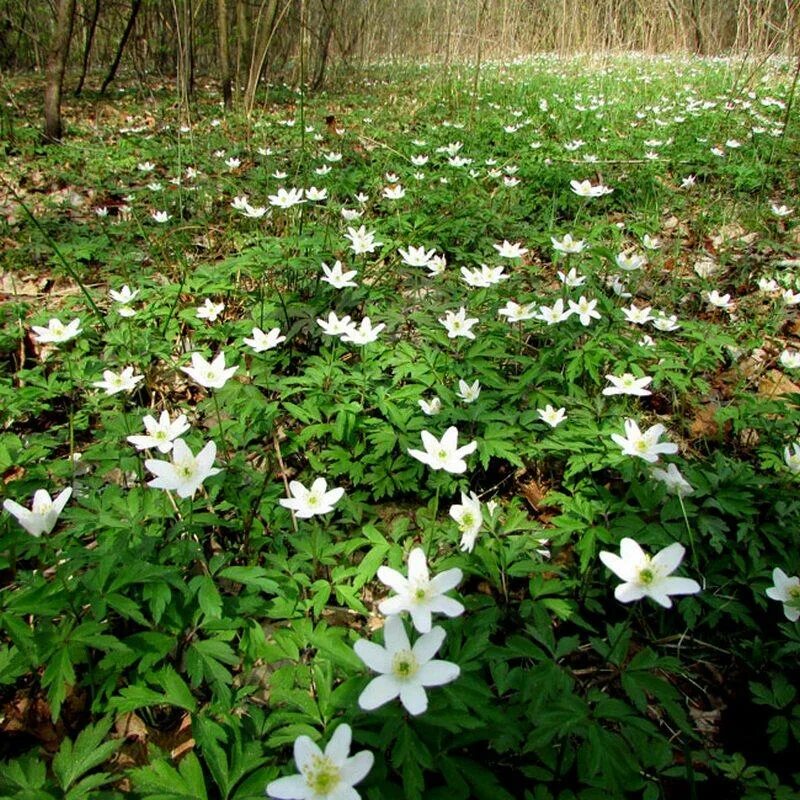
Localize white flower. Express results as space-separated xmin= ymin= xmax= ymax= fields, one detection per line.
xmin=418 ymin=396 xmax=442 ymax=416
xmin=622 ymin=304 xmax=653 ymax=325
xmin=457 ymin=379 xmax=481 ymax=403
xmin=407 ymin=426 xmax=477 ymax=474
xmin=758 ymin=277 xmax=779 ymax=293
xmin=766 ymin=568 xmax=800 ymax=622
xmin=771 ymin=204 xmax=793 ymax=218
xmin=411 ymin=155 xmax=429 ymax=166
xmin=611 ymin=418 xmax=678 ymax=463
xmin=607 ymin=274 xmax=632 ymax=298
xmin=316 ymin=311 xmax=354 ymax=337
xmin=551 ymin=233 xmax=586 ymax=254
xmin=241 ymin=202 xmax=268 ymax=219
xmin=382 ymin=184 xmax=405 ymax=200
xmin=570 ymin=179 xmax=613 ymax=197
xmin=3 ymin=488 xmax=72 ymax=537
xmin=502 ymin=176 xmax=520 ymax=187
xmin=707 ymin=290 xmax=733 ymax=310
xmin=266 ymin=724 xmax=373 ymax=800
xmin=244 ymin=327 xmax=285 ymax=352
xmin=110 ymin=285 xmax=138 ymax=304
xmin=344 ymin=225 xmax=382 ymax=255
xmin=305 ymin=186 xmax=328 ymax=201
xmin=784 ymin=443 xmax=800 ymax=473
xmin=460 ymin=265 xmax=508 ymax=287
xmin=269 ymin=187 xmax=305 ymax=209
xmin=145 ymin=439 xmax=221 ymax=498
xmin=279 ymin=477 xmax=345 ymax=519
xmin=782 ymin=289 xmax=800 ymax=306
xmin=354 ymin=615 xmax=460 ymax=715
xmin=438 ymin=307 xmax=479 ymax=340
xmin=616 ymin=251 xmax=647 ymax=271
xmin=377 ymin=547 xmax=464 ymax=632
xmin=320 ymin=260 xmax=358 ymax=289
xmin=224 ymin=157 xmax=241 ymax=170
xmin=426 ymin=255 xmax=447 ymax=276
xmin=137 ymin=161 xmax=155 ymax=173
xmin=651 ymin=463 xmax=693 ymax=496
xmin=341 ymin=316 xmax=385 ymax=345
xmin=602 ymin=373 xmax=653 ymax=397
xmin=147 ymin=182 xmax=163 ymax=192
xmin=95 ymin=206 xmax=109 ymax=217
xmin=31 ymin=318 xmax=82 ymax=344
xmin=151 ymin=210 xmax=171 ymax=223
xmin=652 ymin=312 xmax=680 ymax=331
xmin=599 ymin=538 xmax=701 ymax=607
xmin=642 ymin=234 xmax=661 ymax=250
xmin=324 ymin=151 xmax=342 ymax=162
xmin=568 ymin=296 xmax=601 ymax=326
xmin=398 ymin=245 xmax=435 ymax=267
xmin=127 ymin=410 xmax=190 ymax=453
xmin=340 ymin=208 xmax=362 ymax=221
xmin=537 ymin=299 xmax=571 ymax=325
xmin=493 ymin=240 xmax=528 ymax=258
xmin=449 ymin=491 xmax=483 ymax=552
xmin=639 ymin=334 xmax=656 ymax=348
xmin=680 ymin=175 xmax=696 ymax=189
xmin=537 ymin=405 xmax=566 ymax=428
xmin=498 ymin=301 xmax=537 ymax=322
xmin=196 ymin=299 xmax=224 ymax=321
xmin=780 ymin=350 xmax=800 ymax=369
xmin=181 ymin=352 xmax=238 ymax=389
xmin=557 ymin=267 xmax=586 ymax=287
xmin=92 ymin=366 xmax=144 ymax=395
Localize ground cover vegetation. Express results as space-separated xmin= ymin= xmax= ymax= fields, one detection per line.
xmin=1 ymin=51 xmax=800 ymax=799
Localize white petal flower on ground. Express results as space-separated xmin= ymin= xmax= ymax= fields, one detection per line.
xmin=244 ymin=327 xmax=286 ymax=353
xmin=316 ymin=312 xmax=354 ymax=338
xmin=707 ymin=290 xmax=733 ymax=310
xmin=407 ymin=426 xmax=477 ymax=474
xmin=3 ymin=488 xmax=72 ymax=537
xmin=321 ymin=261 xmax=358 ymax=289
xmin=557 ymin=267 xmax=586 ymax=287
xmin=493 ymin=240 xmax=528 ymax=258
xmin=344 ymin=225 xmax=382 ymax=255
xmin=151 ymin=210 xmax=171 ymax=223
xmin=398 ymin=245 xmax=435 ymax=267
xmin=651 ymin=463 xmax=694 ymax=496
xmin=181 ymin=352 xmax=238 ymax=390
xmin=551 ymin=233 xmax=585 ymax=254
xmin=340 ymin=317 xmax=385 ymax=345
xmin=570 ymin=179 xmax=613 ymax=197
xmin=498 ymin=301 xmax=537 ymax=322
xmin=418 ymin=396 xmax=442 ymax=416
xmin=92 ymin=367 xmax=144 ymax=396
xmin=771 ymin=204 xmax=793 ymax=218
xmin=611 ymin=418 xmax=678 ymax=463
xmin=438 ymin=307 xmax=479 ymax=340
xmin=615 ymin=251 xmax=647 ymax=272
xmin=266 ymin=723 xmax=374 ymax=800
xmin=652 ymin=312 xmax=680 ymax=332
xmin=602 ymin=373 xmax=653 ymax=397
xmin=567 ymin=296 xmax=601 ymax=326
xmin=537 ymin=299 xmax=571 ymax=325
xmin=196 ymin=299 xmax=225 ymax=321
xmin=268 ymin=187 xmax=305 ymax=209
xmin=766 ymin=568 xmax=800 ymax=622
xmin=449 ymin=491 xmax=483 ymax=552
xmin=377 ymin=547 xmax=464 ymax=633
xmin=145 ymin=439 xmax=221 ymax=499
xmin=538 ymin=405 xmax=567 ymax=428
xmin=279 ymin=478 xmax=345 ymax=519
xmin=31 ymin=318 xmax=82 ymax=344
xmin=622 ymin=304 xmax=654 ymax=325
xmin=456 ymin=379 xmax=481 ymax=404
xmin=780 ymin=350 xmax=800 ymax=369
xmin=784 ymin=443 xmax=800 ymax=473
xmin=354 ymin=615 xmax=460 ymax=716
xmin=127 ymin=410 xmax=190 ymax=453
xmin=599 ymin=538 xmax=701 ymax=608
xmin=110 ymin=285 xmax=139 ymax=304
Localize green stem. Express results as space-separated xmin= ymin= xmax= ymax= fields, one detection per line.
xmin=677 ymin=493 xmax=698 ymax=570
xmin=212 ymin=391 xmax=231 ymax=462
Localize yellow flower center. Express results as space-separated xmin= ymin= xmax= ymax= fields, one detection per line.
xmin=638 ymin=567 xmax=655 ymax=586
xmin=392 ymin=649 xmax=419 ymax=680
xmin=305 ymin=756 xmax=340 ymax=795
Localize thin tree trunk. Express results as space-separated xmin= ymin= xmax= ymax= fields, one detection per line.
xmin=74 ymin=0 xmax=100 ymax=96
xmin=43 ymin=0 xmax=76 ymax=143
xmin=216 ymin=0 xmax=232 ymax=108
xmin=100 ymin=0 xmax=142 ymax=94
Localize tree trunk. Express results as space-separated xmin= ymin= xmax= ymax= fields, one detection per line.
xmin=216 ymin=0 xmax=232 ymax=109
xmin=75 ymin=0 xmax=101 ymax=96
xmin=100 ymin=0 xmax=142 ymax=94
xmin=43 ymin=0 xmax=76 ymax=143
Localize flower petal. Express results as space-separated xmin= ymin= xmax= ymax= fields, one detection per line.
xmin=399 ymin=683 xmax=428 ymax=715
xmin=412 ymin=627 xmax=446 ymax=663
xmin=324 ymin=723 xmax=352 ymax=764
xmin=340 ymin=750 xmax=374 ymax=786
xmin=266 ymin=774 xmax=308 ymax=800
xmin=358 ymin=674 xmax=399 ymax=710
xmin=416 ymin=659 xmax=460 ymax=687
xmin=353 ymin=640 xmax=392 ymax=673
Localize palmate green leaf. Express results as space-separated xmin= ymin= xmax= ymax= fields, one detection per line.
xmin=52 ymin=716 xmax=121 ymax=792
xmin=477 ymin=424 xmax=525 ymax=469
xmin=0 ymin=643 xmax=29 ymax=685
xmin=41 ymin=647 xmax=75 ymax=723
xmin=218 ymin=566 xmax=279 ymax=593
xmin=191 ymin=575 xmax=223 ymax=620
xmin=129 ymin=752 xmax=208 ymax=800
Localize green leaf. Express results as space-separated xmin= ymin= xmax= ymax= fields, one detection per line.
xmin=193 ymin=575 xmax=223 ymax=620
xmin=41 ymin=647 xmax=75 ymax=723
xmin=52 ymin=716 xmax=121 ymax=791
